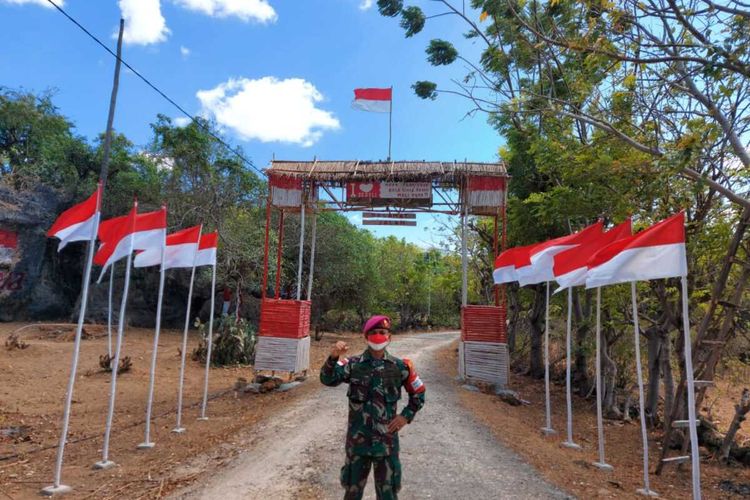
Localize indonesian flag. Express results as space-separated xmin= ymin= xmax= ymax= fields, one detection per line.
xmin=97 ymin=206 xmax=167 ymax=252
xmin=352 ymin=88 xmax=392 ymax=113
xmin=93 ymin=202 xmax=138 ymax=280
xmin=194 ymin=231 xmax=218 ymax=267
xmin=493 ymin=244 xmax=536 ymax=284
xmin=269 ymin=174 xmax=303 ymax=207
xmin=585 ymin=212 xmax=687 ymax=289
xmin=467 ymin=176 xmax=506 ymax=209
xmin=516 ymin=221 xmax=604 ymax=286
xmin=94 ymin=204 xmax=167 ymax=280
xmin=553 ymin=219 xmax=632 ymax=293
xmin=134 ymin=225 xmax=201 ymax=269
xmin=46 ymin=184 xmax=102 ymax=251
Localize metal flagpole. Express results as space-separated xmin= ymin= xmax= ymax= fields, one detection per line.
xmin=387 ymin=86 xmax=392 ymax=161
xmin=562 ymin=287 xmax=581 ymax=449
xmin=198 ymin=257 xmax=218 ymax=420
xmin=107 ymin=263 xmax=114 ymax=358
xmin=593 ymin=287 xmax=613 ymax=470
xmin=631 ymin=282 xmax=658 ymax=496
xmin=42 ymin=188 xmax=102 ymax=496
xmin=138 ymin=210 xmax=167 ymax=449
xmin=460 ymin=190 xmax=468 ymax=307
xmin=94 ymin=212 xmax=136 ymax=470
xmin=680 ymin=276 xmax=702 ymax=500
xmin=296 ymin=194 xmax=306 ymax=300
xmin=541 ymin=281 xmax=555 ymax=435
xmin=174 ymin=225 xmax=202 ymax=433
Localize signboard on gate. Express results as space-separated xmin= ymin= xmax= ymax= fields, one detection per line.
xmin=346 ymin=182 xmax=432 ymax=207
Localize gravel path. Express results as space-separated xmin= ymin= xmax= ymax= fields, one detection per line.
xmin=174 ymin=332 xmax=571 ymax=499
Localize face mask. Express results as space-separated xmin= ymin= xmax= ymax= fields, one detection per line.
xmin=367 ymin=333 xmax=389 ymax=351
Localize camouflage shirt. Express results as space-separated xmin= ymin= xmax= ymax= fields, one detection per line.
xmin=320 ymin=349 xmax=426 ymax=457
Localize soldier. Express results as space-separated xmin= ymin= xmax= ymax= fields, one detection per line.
xmin=320 ymin=315 xmax=426 ymax=500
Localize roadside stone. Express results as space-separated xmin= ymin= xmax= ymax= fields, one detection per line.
xmin=277 ymin=381 xmax=302 ymax=392
xmin=461 ymin=384 xmax=480 ymax=392
xmin=243 ymin=383 xmax=262 ymax=394
xmin=495 ymin=388 xmax=530 ymax=406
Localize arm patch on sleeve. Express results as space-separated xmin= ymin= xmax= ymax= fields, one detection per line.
xmin=402 ymin=357 xmax=426 ymax=394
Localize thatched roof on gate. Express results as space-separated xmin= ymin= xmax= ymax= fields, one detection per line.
xmin=266 ymin=160 xmax=507 ymax=182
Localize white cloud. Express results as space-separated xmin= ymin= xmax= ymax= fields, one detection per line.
xmin=180 ymin=45 xmax=191 ymax=58
xmin=1 ymin=0 xmax=63 ymax=7
xmin=196 ymin=77 xmax=340 ymax=147
xmin=119 ymin=0 xmax=170 ymax=45
xmin=359 ymin=0 xmax=373 ymax=10
xmin=172 ymin=0 xmax=276 ymax=23
xmin=173 ymin=116 xmax=192 ymax=127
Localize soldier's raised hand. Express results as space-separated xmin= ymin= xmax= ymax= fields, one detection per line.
xmin=331 ymin=341 xmax=349 ymax=359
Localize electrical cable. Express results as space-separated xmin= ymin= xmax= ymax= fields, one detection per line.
xmin=44 ymin=0 xmax=265 ymax=178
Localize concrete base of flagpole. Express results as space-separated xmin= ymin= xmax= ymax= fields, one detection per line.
xmin=540 ymin=427 xmax=557 ymax=436
xmin=93 ymin=460 xmax=116 ymax=470
xmin=136 ymin=442 xmax=155 ymax=449
xmin=40 ymin=484 xmax=72 ymax=496
xmin=197 ymin=416 xmax=209 ymax=421
xmin=561 ymin=441 xmax=582 ymax=450
xmin=171 ymin=427 xmax=186 ymax=434
xmin=593 ymin=462 xmax=614 ymax=471
xmin=636 ymin=488 xmax=659 ymax=497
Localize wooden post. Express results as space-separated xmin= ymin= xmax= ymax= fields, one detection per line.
xmin=99 ymin=19 xmax=124 ymax=188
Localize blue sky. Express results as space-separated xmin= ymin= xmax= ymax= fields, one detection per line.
xmin=0 ymin=0 xmax=502 ymax=247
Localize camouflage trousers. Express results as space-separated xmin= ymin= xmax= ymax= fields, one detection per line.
xmin=340 ymin=452 xmax=402 ymax=500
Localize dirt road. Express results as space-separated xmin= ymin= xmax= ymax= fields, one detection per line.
xmin=172 ymin=332 xmax=570 ymax=499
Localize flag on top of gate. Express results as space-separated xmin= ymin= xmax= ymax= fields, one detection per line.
xmin=134 ymin=225 xmax=201 ymax=269
xmin=194 ymin=231 xmax=218 ymax=267
xmin=352 ymin=88 xmax=392 ymax=113
xmin=47 ymin=183 xmax=102 ymax=251
xmin=493 ymin=244 xmax=536 ymax=284
xmin=516 ymin=221 xmax=604 ymax=286
xmin=553 ymin=219 xmax=632 ymax=293
xmin=585 ymin=212 xmax=687 ymax=289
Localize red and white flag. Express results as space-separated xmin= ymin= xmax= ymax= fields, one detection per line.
xmin=553 ymin=219 xmax=632 ymax=292
xmin=134 ymin=225 xmax=201 ymax=269
xmin=585 ymin=212 xmax=687 ymax=289
xmin=493 ymin=244 xmax=535 ymax=284
xmin=269 ymin=174 xmax=303 ymax=208
xmin=98 ymin=206 xmax=167 ymax=253
xmin=352 ymin=88 xmax=392 ymax=113
xmin=517 ymin=221 xmax=604 ymax=286
xmin=93 ymin=202 xmax=138 ymax=280
xmin=194 ymin=232 xmax=218 ymax=267
xmin=94 ymin=204 xmax=167 ymax=280
xmin=46 ymin=184 xmax=102 ymax=251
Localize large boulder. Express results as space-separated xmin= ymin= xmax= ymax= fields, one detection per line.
xmin=0 ymin=184 xmax=74 ymax=321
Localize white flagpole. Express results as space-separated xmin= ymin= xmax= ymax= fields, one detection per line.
xmin=94 ymin=227 xmax=136 ymax=470
xmin=42 ymin=195 xmax=102 ymax=495
xmin=562 ymin=287 xmax=581 ymax=449
xmin=541 ymin=281 xmax=555 ymax=435
xmin=681 ymin=276 xmax=702 ymax=500
xmin=198 ymin=257 xmax=217 ymax=420
xmin=593 ymin=286 xmax=613 ymax=470
xmin=138 ymin=216 xmax=167 ymax=449
xmin=296 ymin=196 xmax=306 ymax=300
xmin=631 ymin=282 xmax=658 ymax=496
xmin=107 ymin=262 xmax=114 ymax=358
xmin=174 ymin=225 xmax=202 ymax=433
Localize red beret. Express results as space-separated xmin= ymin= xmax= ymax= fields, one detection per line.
xmin=363 ymin=315 xmax=391 ymax=334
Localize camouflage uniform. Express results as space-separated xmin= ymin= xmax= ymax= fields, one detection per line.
xmin=320 ymin=349 xmax=426 ymax=500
